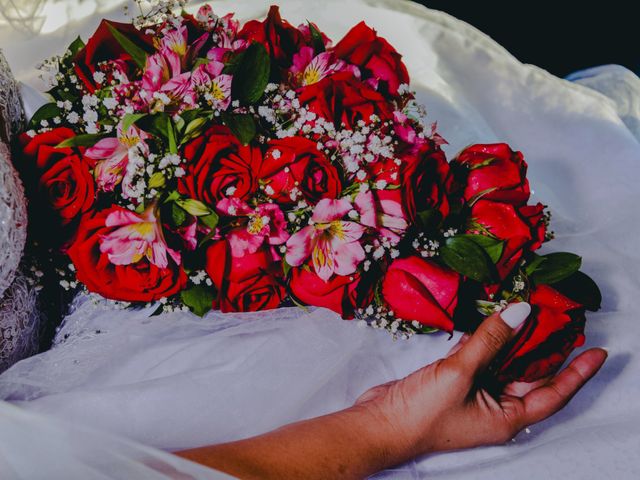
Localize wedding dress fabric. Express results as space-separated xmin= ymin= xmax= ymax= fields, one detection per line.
xmin=1 ymin=0 xmax=639 ymax=478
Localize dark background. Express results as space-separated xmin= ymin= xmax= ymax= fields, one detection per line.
xmin=413 ymin=2 xmax=637 ymax=78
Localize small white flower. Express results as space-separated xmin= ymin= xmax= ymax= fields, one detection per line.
xmin=375 ymin=179 xmax=388 ymax=190
xmin=93 ymin=71 xmax=106 ymax=84
xmin=103 ymin=97 xmax=118 ymax=110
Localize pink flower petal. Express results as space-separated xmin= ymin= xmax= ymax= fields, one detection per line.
xmin=285 ymin=226 xmax=316 ymax=266
xmin=311 ymin=198 xmax=352 ymax=223
xmin=312 ymin=236 xmax=335 ymax=281
xmin=85 ymin=137 xmax=122 ymax=160
xmin=354 ymin=189 xmax=377 ymax=227
xmin=332 ymin=240 xmax=365 ymax=277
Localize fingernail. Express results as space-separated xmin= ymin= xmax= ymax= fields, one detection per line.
xmin=500 ymin=302 xmax=531 ymax=329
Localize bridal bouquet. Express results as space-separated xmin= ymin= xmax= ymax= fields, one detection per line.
xmin=17 ymin=1 xmax=601 ymax=383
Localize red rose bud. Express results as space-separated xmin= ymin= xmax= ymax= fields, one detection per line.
xmin=259 ymin=136 xmax=342 ymax=205
xmin=178 ymin=125 xmax=263 ymax=205
xmin=469 ymin=199 xmax=547 ymax=279
xmin=493 ymin=285 xmax=586 ymax=383
xmin=298 ymin=71 xmax=393 ymax=128
xmin=451 ymin=143 xmax=530 ymax=206
xmin=382 ymin=256 xmax=460 ymax=332
xmin=289 ymin=267 xmax=374 ymax=319
xmin=206 ymin=240 xmax=285 ymax=313
xmin=74 ymin=20 xmax=154 ymax=93
xmin=237 ymin=6 xmax=305 ymax=69
xmin=333 ymin=21 xmax=410 ymax=96
xmin=67 ymin=208 xmax=187 ymax=302
xmin=401 ymin=141 xmax=451 ymax=222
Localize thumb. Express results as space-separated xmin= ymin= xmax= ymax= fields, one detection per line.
xmin=448 ymin=302 xmax=531 ymax=377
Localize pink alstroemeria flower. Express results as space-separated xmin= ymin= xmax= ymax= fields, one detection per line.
xmin=191 ymin=62 xmax=233 ymax=110
xmin=286 ymin=198 xmax=366 ymax=281
xmin=99 ymin=205 xmax=180 ymax=269
xmin=85 ymin=123 xmax=150 ymax=192
xmin=216 ymin=198 xmax=290 ymax=257
xmin=141 ymin=51 xmax=196 ymax=111
xmin=161 ymin=24 xmax=208 ymax=68
xmin=355 ymin=187 xmax=408 ymax=245
xmin=289 ymin=47 xmax=358 ymax=87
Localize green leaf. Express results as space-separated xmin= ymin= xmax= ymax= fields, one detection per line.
xmin=106 ymin=22 xmax=148 ymax=69
xmin=525 ymin=252 xmax=547 ymax=276
xmin=138 ymin=113 xmax=172 ymax=141
xmin=167 ymin=119 xmax=177 ymax=154
xmin=29 ymin=103 xmax=61 ymax=128
xmin=282 ymin=258 xmax=292 ymax=277
xmin=180 ymin=284 xmax=215 ymax=317
xmin=164 ymin=190 xmax=181 ymax=204
xmin=122 ymin=113 xmax=147 ymax=131
xmin=308 ymin=22 xmax=326 ymax=54
xmin=439 ymin=236 xmax=494 ymax=283
xmin=200 ymin=211 xmax=219 ymax=230
xmin=230 ymin=42 xmax=270 ymax=104
xmin=67 ymin=36 xmax=85 ymax=56
xmin=56 ymin=133 xmax=107 ymax=148
xmin=221 ymin=112 xmax=256 ymax=145
xmin=176 ymin=198 xmax=211 ymax=216
xmin=171 ymin=203 xmax=187 ymax=226
xmin=457 ymin=234 xmax=504 ymax=264
xmin=530 ymin=252 xmax=582 ymax=285
xmin=180 ymin=117 xmax=209 ymax=145
xmin=148 ymin=172 xmax=166 ymax=189
xmin=550 ymin=270 xmax=602 ymax=311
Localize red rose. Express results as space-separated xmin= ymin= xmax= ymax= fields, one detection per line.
xmin=494 ymin=285 xmax=586 ymax=383
xmin=289 ymin=267 xmax=374 ymax=319
xmin=401 ymin=141 xmax=451 ymax=222
xmin=178 ymin=125 xmax=263 ymax=206
xmin=237 ymin=6 xmax=305 ymax=70
xmin=206 ymin=240 xmax=285 ymax=312
xmin=469 ymin=199 xmax=547 ymax=279
xmin=332 ymin=21 xmax=409 ymax=96
xmin=20 ymin=127 xmax=77 ymax=171
xmin=67 ymin=207 xmax=187 ymax=302
xmin=382 ymin=256 xmax=460 ymax=332
xmin=298 ymin=71 xmax=393 ymax=128
xmin=74 ymin=20 xmax=154 ymax=93
xmin=20 ymin=128 xmax=95 ymax=226
xmin=39 ymin=154 xmax=95 ymax=225
xmin=450 ymin=143 xmax=530 ymax=206
xmin=259 ymin=136 xmax=341 ymax=204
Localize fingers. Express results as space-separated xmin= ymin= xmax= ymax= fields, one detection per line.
xmin=521 ymin=348 xmax=608 ymax=425
xmin=445 ymin=333 xmax=470 ymax=358
xmin=448 ymin=302 xmax=531 ymax=377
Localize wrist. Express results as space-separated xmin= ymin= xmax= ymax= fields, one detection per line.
xmin=344 ymin=401 xmax=428 ymax=469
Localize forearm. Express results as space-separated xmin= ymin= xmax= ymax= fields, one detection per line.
xmin=175 ymin=404 xmax=413 ymax=479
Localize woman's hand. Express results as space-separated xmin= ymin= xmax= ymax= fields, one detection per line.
xmin=176 ymin=302 xmax=607 ymax=479
xmin=353 ymin=302 xmax=607 ymax=458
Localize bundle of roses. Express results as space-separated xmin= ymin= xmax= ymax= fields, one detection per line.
xmin=17 ymin=1 xmax=601 ymax=383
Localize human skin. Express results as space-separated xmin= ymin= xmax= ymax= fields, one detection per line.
xmin=176 ymin=302 xmax=607 ymax=479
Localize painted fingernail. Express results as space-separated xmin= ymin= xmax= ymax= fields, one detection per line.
xmin=500 ymin=302 xmax=531 ymax=329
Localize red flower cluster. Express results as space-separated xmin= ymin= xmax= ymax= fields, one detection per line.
xmin=17 ymin=3 xmax=600 ymax=384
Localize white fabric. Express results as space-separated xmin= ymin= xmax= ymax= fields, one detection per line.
xmin=1 ymin=0 xmax=640 ymax=478
xmin=0 ymin=400 xmax=233 ymax=479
